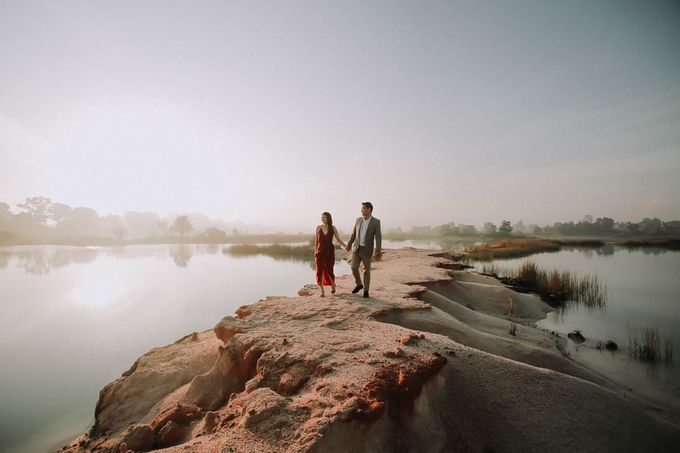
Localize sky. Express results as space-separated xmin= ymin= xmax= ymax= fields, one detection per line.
xmin=1 ymin=0 xmax=679 ymax=231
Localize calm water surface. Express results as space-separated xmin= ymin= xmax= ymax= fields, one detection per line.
xmin=0 ymin=244 xmax=349 ymax=453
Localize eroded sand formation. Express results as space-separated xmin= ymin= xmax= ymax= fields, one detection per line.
xmin=58 ymin=249 xmax=680 ymax=452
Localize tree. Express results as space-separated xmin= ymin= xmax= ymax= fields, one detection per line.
xmin=0 ymin=202 xmax=11 ymax=229
xmin=640 ymin=218 xmax=662 ymax=235
xmin=202 ymin=227 xmax=227 ymax=241
xmin=498 ymin=220 xmax=513 ymax=235
xmin=594 ymin=217 xmax=614 ymax=234
xmin=483 ymin=222 xmax=497 ymax=235
xmin=459 ymin=224 xmax=477 ymax=235
xmin=112 ymin=224 xmax=127 ymax=240
xmin=16 ymin=196 xmax=53 ymax=226
xmin=438 ymin=222 xmax=456 ymax=236
xmin=625 ymin=222 xmax=640 ymax=234
xmin=171 ymin=215 xmax=193 ymax=237
xmin=50 ymin=202 xmax=73 ymax=226
xmin=513 ymin=220 xmax=525 ymax=234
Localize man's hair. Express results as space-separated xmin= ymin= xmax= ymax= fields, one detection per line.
xmin=362 ymin=201 xmax=373 ymax=212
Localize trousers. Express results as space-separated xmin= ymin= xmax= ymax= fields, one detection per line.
xmin=351 ymin=245 xmax=372 ymax=291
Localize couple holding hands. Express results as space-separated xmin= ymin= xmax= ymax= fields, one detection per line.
xmin=314 ymin=201 xmax=382 ymax=298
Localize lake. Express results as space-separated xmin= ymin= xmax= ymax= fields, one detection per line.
xmin=3 ymin=241 xmax=677 ymax=452
xmin=470 ymin=245 xmax=680 ymax=411
xmin=0 ymin=243 xmax=350 ymax=453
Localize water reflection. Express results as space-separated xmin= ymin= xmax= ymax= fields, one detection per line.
xmin=0 ymin=245 xmax=228 ymax=273
xmin=562 ymin=244 xmax=616 ymax=257
xmin=169 ymin=244 xmax=193 ymax=267
xmin=0 ymin=243 xmax=359 ymax=275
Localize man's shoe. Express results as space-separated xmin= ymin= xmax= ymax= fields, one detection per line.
xmin=351 ymin=284 xmax=364 ymax=294
xmin=363 ymin=291 xmax=369 ymax=298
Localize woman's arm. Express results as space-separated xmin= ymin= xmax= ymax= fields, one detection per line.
xmin=333 ymin=226 xmax=346 ymax=248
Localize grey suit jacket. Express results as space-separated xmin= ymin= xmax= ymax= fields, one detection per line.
xmin=347 ymin=216 xmax=382 ymax=255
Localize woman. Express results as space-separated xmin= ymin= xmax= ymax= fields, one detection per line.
xmin=315 ymin=211 xmax=347 ymax=297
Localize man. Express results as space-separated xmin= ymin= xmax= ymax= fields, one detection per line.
xmin=345 ymin=201 xmax=382 ymax=298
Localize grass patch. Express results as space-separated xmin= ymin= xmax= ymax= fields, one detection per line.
xmin=615 ymin=238 xmax=680 ymax=249
xmin=464 ymin=239 xmax=561 ymax=261
xmin=223 ymin=243 xmax=347 ymax=268
xmin=627 ymin=326 xmax=673 ymax=363
xmin=481 ymin=260 xmax=607 ymax=308
xmin=226 ymin=243 xmax=314 ymax=258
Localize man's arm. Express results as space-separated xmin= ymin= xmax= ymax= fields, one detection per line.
xmin=347 ymin=218 xmax=358 ymax=248
xmin=375 ymin=219 xmax=382 ymax=255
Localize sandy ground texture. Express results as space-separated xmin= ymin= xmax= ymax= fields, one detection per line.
xmin=57 ymin=248 xmax=680 ymax=453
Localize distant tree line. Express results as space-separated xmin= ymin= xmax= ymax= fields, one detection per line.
xmin=3 ymin=197 xmax=678 ymax=244
xmin=387 ymin=215 xmax=680 ymax=239
xmin=532 ymin=216 xmax=680 ymax=236
xmin=0 ymin=196 xmax=275 ymax=244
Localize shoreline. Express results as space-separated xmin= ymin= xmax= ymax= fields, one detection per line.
xmin=58 ymin=248 xmax=679 ymax=452
xmin=2 ymin=234 xmax=679 ymax=249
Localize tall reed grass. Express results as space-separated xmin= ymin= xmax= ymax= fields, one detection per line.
xmin=481 ymin=260 xmax=606 ymax=308
xmin=627 ymin=326 xmax=673 ymax=363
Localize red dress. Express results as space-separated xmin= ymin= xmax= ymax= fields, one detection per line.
xmin=315 ymin=226 xmax=335 ymax=286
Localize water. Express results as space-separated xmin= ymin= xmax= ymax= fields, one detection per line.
xmin=471 ymin=245 xmax=680 ymax=410
xmin=0 ymin=244 xmax=350 ymax=453
xmin=9 ymin=241 xmax=674 ymax=450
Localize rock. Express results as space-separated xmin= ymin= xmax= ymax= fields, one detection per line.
xmin=399 ymin=332 xmax=422 ymax=345
xmin=235 ymin=305 xmax=252 ymax=319
xmin=182 ymin=337 xmax=265 ymax=410
xmin=149 ymin=402 xmax=202 ymax=432
xmin=383 ymin=347 xmax=405 ymax=358
xmin=232 ymin=387 xmax=288 ymax=429
xmin=122 ymin=424 xmax=155 ymax=452
xmin=298 ymin=284 xmax=319 ymax=296
xmin=278 ymin=363 xmax=312 ymax=395
xmin=213 ymin=316 xmax=245 ymax=343
xmin=156 ymin=420 xmax=183 ymax=448
xmin=598 ymin=339 xmax=619 ymax=351
xmin=568 ymin=330 xmax=585 ymax=343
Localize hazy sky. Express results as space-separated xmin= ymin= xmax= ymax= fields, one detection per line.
xmin=2 ymin=0 xmax=679 ymax=230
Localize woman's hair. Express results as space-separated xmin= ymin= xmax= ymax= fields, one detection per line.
xmin=321 ymin=211 xmax=333 ymax=233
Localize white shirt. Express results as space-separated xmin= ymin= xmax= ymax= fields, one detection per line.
xmin=359 ymin=216 xmax=372 ymax=246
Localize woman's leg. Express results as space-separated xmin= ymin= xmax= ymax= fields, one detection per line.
xmin=328 ymin=264 xmax=336 ymax=293
xmin=316 ymin=260 xmax=326 ymax=296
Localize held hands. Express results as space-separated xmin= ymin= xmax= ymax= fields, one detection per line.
xmin=345 ymin=244 xmax=351 ymax=252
